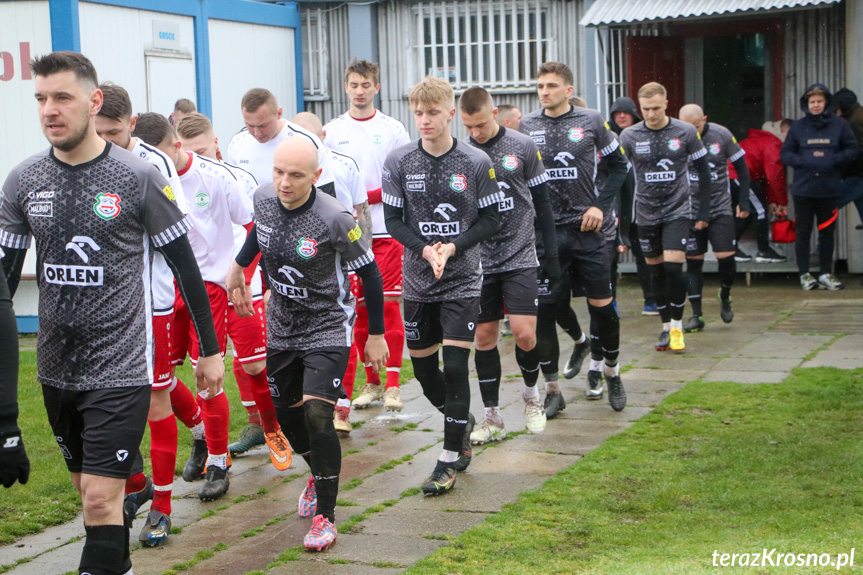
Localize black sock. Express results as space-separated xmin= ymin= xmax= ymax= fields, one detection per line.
xmin=686 ymin=258 xmax=704 ymax=316
xmin=515 ymin=344 xmax=540 ymax=387
xmin=756 ymin=217 xmax=770 ymax=252
xmin=589 ymin=302 xmax=620 ymax=365
xmin=663 ymin=261 xmax=686 ymax=321
xmin=556 ymin=300 xmax=582 ymax=341
xmin=647 ymin=263 xmax=671 ymax=323
xmin=304 ymin=400 xmax=340 ymax=523
xmin=589 ymin=330 xmax=603 ymax=361
xmin=410 ymin=351 xmax=446 ymax=413
xmin=474 ymin=347 xmax=501 ymax=408
xmin=536 ymin=304 xmax=560 ymax=377
xmin=441 ymin=346 xmax=471 ymax=453
xmin=276 ymin=404 xmax=311 ymax=466
xmin=717 ymin=255 xmax=735 ymax=301
xmin=80 ymin=524 xmax=126 ymax=575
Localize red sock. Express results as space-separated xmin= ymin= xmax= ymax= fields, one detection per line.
xmin=199 ymin=391 xmax=230 ymax=456
xmin=355 ymin=306 xmax=380 ymax=385
xmin=125 ymin=472 xmax=146 ymax=495
xmin=148 ymin=415 xmax=178 ymax=516
xmin=342 ymin=343 xmax=358 ymax=401
xmin=383 ymin=301 xmax=404 ymax=389
xmin=233 ymin=357 xmax=261 ymax=426
xmin=170 ymin=378 xmax=203 ymax=430
xmin=248 ymin=369 xmax=279 ymax=433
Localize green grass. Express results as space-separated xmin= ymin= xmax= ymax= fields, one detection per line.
xmin=407 ymin=368 xmax=863 ymax=574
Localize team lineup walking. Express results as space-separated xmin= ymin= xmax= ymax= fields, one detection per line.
xmin=0 ymin=37 xmax=858 ymax=573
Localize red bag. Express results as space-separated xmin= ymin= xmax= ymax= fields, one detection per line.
xmin=771 ymin=216 xmax=796 ymax=243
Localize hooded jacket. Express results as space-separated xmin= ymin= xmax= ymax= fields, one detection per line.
xmin=780 ymin=83 xmax=858 ymax=198
xmin=731 ymin=129 xmax=788 ymax=205
xmin=833 ymin=88 xmax=863 ymax=178
xmin=609 ymin=97 xmax=641 ymax=135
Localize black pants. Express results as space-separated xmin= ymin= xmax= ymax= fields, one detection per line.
xmin=732 ymin=179 xmax=770 ymax=252
xmin=628 ymin=223 xmax=654 ymax=305
xmin=793 ymin=195 xmax=838 ymax=275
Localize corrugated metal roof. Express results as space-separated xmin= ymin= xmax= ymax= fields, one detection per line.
xmin=580 ymin=0 xmax=842 ymax=27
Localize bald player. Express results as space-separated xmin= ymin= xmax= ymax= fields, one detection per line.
xmin=227 ymin=137 xmax=387 ymax=551
xmin=678 ymin=104 xmax=749 ymax=331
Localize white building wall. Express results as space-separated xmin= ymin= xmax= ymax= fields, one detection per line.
xmin=208 ymin=19 xmax=297 ymax=150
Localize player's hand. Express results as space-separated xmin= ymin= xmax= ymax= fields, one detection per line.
xmin=263 ymin=289 xmax=271 ymax=316
xmin=694 ymin=220 xmax=709 ymax=230
xmin=736 ymin=206 xmax=750 ymax=219
xmin=195 ymin=353 xmax=225 ymax=399
xmin=436 ymin=243 xmax=457 ymax=279
xmin=581 ymin=207 xmax=604 ymax=232
xmin=226 ymin=262 xmax=255 ymax=317
xmin=617 ymin=244 xmax=629 ymax=254
xmin=422 ymin=244 xmax=443 ymax=279
xmin=364 ymin=334 xmax=389 ymax=374
xmin=0 ymin=427 xmax=30 ymax=488
xmin=772 ymin=203 xmax=788 ymax=217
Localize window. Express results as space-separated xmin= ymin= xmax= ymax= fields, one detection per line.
xmin=413 ymin=0 xmax=551 ymax=91
xmin=302 ymin=8 xmax=329 ymax=100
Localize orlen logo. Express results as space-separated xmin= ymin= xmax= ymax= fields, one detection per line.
xmin=270 ymin=265 xmax=308 ymax=299
xmin=44 ymin=236 xmax=104 ymax=286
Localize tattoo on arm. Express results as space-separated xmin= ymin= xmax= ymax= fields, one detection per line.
xmin=357 ymin=201 xmax=373 ymax=247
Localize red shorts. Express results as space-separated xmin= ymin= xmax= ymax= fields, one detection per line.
xmin=151 ymin=312 xmax=175 ymax=389
xmin=356 ymin=237 xmax=403 ymax=302
xmin=172 ymin=282 xmax=228 ymax=366
xmin=228 ymin=299 xmax=267 ymax=363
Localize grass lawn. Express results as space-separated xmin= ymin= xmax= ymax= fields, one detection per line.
xmin=408 ymin=368 xmax=863 ymax=574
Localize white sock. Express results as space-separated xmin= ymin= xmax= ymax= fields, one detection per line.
xmin=206 ymin=452 xmax=228 ymax=470
xmin=439 ymin=449 xmax=459 ymax=463
xmin=484 ymin=406 xmax=501 ymax=421
xmin=603 ymin=362 xmax=620 ymax=377
xmin=523 ymin=385 xmax=539 ymax=401
xmin=336 ymin=398 xmax=351 ymax=408
xmin=589 ymin=359 xmax=603 ymax=372
xmin=662 ymin=322 xmax=671 ymax=332
xmin=670 ymin=319 xmax=683 ymax=331
xmin=190 ymin=422 xmax=205 ymax=440
xmin=575 ymin=332 xmax=586 ymax=344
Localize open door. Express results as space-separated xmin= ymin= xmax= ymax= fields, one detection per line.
xmin=626 ymin=37 xmax=685 ymax=117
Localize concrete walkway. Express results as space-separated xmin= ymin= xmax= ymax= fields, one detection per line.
xmin=3 ymin=277 xmax=862 ymax=575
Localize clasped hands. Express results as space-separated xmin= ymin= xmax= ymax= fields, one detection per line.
xmin=422 ymin=242 xmax=456 ymax=280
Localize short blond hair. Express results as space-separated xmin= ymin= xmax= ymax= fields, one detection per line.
xmin=176 ymin=112 xmax=214 ymax=140
xmin=409 ymin=76 xmax=454 ymax=109
xmin=638 ymin=82 xmax=667 ymax=100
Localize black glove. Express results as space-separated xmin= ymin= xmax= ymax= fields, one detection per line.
xmin=0 ymin=427 xmax=30 ymax=488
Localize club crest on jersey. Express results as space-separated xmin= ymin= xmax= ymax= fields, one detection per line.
xmin=568 ymin=127 xmax=585 ymax=142
xmin=668 ymin=138 xmax=681 ymax=151
xmin=449 ymin=174 xmax=467 ymax=192
xmin=93 ymin=193 xmax=121 ymax=220
xmin=297 ymin=237 xmax=318 ymax=258
xmin=502 ymin=155 xmax=519 ymax=171
xmin=194 ymin=191 xmax=209 ymax=207
xmin=709 ymin=143 xmax=721 ymax=155
xmin=372 ymin=134 xmax=384 ymax=144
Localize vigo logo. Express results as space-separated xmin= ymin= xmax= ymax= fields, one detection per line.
xmin=278 ymin=266 xmax=304 ymax=284
xmin=554 ymin=151 xmax=575 ymax=166
xmin=65 ymin=236 xmax=100 ymax=264
xmin=434 ymin=203 xmax=457 ymax=221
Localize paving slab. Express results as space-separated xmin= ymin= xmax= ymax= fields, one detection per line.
xmin=734 ymin=333 xmax=832 ymax=358
xmin=712 ymin=357 xmax=803 ymax=372
xmin=317 ymin=532 xmax=446 ymax=567
xmin=801 ymin=357 xmax=863 ymax=370
xmin=396 ymin=471 xmax=548 ymax=513
xmin=701 ymin=371 xmax=789 ymax=384
xmin=270 ymin=560 xmax=402 ymax=574
xmin=623 ymin=368 xmax=708 ymax=382
xmin=356 ymin=508 xmax=490 ymax=538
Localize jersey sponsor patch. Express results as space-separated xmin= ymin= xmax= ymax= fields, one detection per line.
xmin=163 ymin=184 xmax=176 ymax=201
xmin=668 ymin=138 xmax=681 ymax=151
xmin=450 ymin=174 xmax=467 ymax=192
xmin=419 ymin=221 xmax=460 ymax=236
xmin=348 ymin=224 xmax=362 ymax=242
xmin=546 ymin=167 xmax=578 ymax=180
xmin=635 ymin=141 xmax=651 ymax=155
xmin=44 ymin=263 xmax=104 ymax=286
xmin=488 ymin=168 xmax=495 ymax=179
xmin=297 ymin=237 xmax=318 ymax=258
xmin=194 ymin=191 xmax=209 ymax=207
xmin=406 ymin=173 xmax=425 ymax=192
xmin=502 ymin=155 xmax=519 ymax=170
xmin=28 ymin=201 xmax=53 ymax=217
xmin=645 ymin=171 xmax=677 ymax=182
xmin=498 ymin=196 xmax=514 ymax=212
xmin=93 ymin=192 xmax=121 ymax=220
xmin=568 ymin=127 xmax=585 ymax=142
xmin=372 ymin=134 xmax=384 ymax=144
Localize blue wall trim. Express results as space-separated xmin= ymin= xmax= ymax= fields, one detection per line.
xmin=48 ymin=0 xmax=81 ymax=52
xmin=15 ymin=316 xmax=38 ymax=334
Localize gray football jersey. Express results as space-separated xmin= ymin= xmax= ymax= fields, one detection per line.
xmin=0 ymin=144 xmax=190 ymax=390
xmin=687 ymin=122 xmax=744 ymax=219
xmin=465 ymin=127 xmax=546 ymax=274
xmin=253 ymin=186 xmax=372 ymax=351
xmin=382 ymin=139 xmax=501 ymax=302
xmin=519 ymin=106 xmax=620 ymax=226
xmin=619 ymin=118 xmax=707 ymax=225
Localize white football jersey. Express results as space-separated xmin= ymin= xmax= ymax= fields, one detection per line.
xmin=324 ymin=110 xmax=410 ymax=237
xmin=327 ymin=150 xmax=367 ymax=213
xmin=223 ymin=161 xmax=263 ymax=297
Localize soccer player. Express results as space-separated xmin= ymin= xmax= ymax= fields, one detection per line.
xmin=383 ymin=76 xmax=501 ymax=494
xmin=458 ymin=87 xmax=560 ymax=440
xmin=519 ymin=62 xmax=628 ymax=413
xmin=0 ymin=253 xmax=28 ymax=490
xmin=227 ymin=136 xmax=388 ymax=551
xmin=0 ymin=51 xmax=223 ymax=575
xmin=324 ymin=60 xmax=411 ymax=417
xmin=170 ymin=98 xmax=195 ymax=126
xmin=175 ymin=112 xmax=294 ymax=463
xmin=496 ymin=104 xmax=522 ymax=131
xmin=618 ymin=82 xmax=712 ymax=352
xmin=678 ymin=104 xmax=750 ymax=331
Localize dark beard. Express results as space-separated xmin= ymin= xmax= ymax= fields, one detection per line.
xmin=49 ymin=118 xmax=90 ymax=153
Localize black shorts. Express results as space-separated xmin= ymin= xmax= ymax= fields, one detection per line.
xmin=541 ymin=224 xmax=612 ymax=302
xmin=638 ymin=218 xmax=692 ymax=258
xmin=686 ymin=214 xmax=736 ymax=256
xmin=267 ymin=347 xmax=350 ymax=405
xmin=42 ymin=384 xmax=150 ymax=479
xmin=403 ymin=298 xmax=480 ymax=349
xmin=478 ymin=268 xmax=538 ymax=323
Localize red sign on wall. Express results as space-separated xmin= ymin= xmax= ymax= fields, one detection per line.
xmin=1 ymin=43 xmax=33 ymax=81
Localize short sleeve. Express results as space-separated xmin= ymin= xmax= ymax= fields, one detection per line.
xmin=619 ymin=129 xmax=633 ymax=158
xmin=140 ymin=168 xmax=192 ymax=248
xmin=331 ymin=209 xmax=374 ymax=271
xmin=382 ymin=152 xmax=404 ymax=208
xmin=394 ymin=122 xmax=411 ymax=148
xmin=522 ymin=137 xmax=548 ymax=188
xmin=726 ymin=131 xmax=745 ymax=163
xmin=594 ymin=113 xmax=620 ymax=158
xmin=225 ymin=175 xmax=254 ymax=227
xmin=0 ymin=171 xmax=31 ymax=250
xmin=687 ymin=126 xmax=708 ymax=161
xmin=474 ymin=151 xmax=502 ymax=209
xmin=347 ymin=163 xmax=367 ymax=206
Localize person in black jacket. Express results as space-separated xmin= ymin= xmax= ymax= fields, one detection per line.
xmin=780 ymin=84 xmax=858 ymax=290
xmin=833 ymin=88 xmax=863 ymax=227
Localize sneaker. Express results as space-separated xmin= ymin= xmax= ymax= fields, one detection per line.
xmin=470 ymin=417 xmax=506 ymax=445
xmin=138 ymin=510 xmax=171 ymax=547
xmin=383 ymin=387 xmax=403 ymax=412
xmin=800 ymin=273 xmax=818 ymax=291
xmin=655 ymin=330 xmax=671 ymax=351
xmin=452 ymin=412 xmax=475 ymax=472
xmin=123 ymin=477 xmax=153 ymax=527
xmin=684 ymin=315 xmax=705 ymax=333
xmin=198 ymin=465 xmax=229 ymax=501
xmin=183 ymin=439 xmax=208 ymax=482
xmin=333 ymin=405 xmax=352 ymax=434
xmin=228 ymin=423 xmax=265 ymax=456
xmin=500 ymin=317 xmax=513 ymax=336
xmin=642 ymin=302 xmax=660 ymax=316
xmin=755 ymin=247 xmax=787 ymax=263
xmin=265 ymin=430 xmax=292 ymax=471
xmin=563 ymin=340 xmax=591 ymax=379
xmin=543 ymin=390 xmax=566 ymax=419
xmin=298 ymin=475 xmax=317 ymax=518
xmin=352 ymin=383 xmax=383 ymax=409
xmin=670 ymin=328 xmax=685 ymax=353
xmin=422 ymin=460 xmax=457 ymax=495
xmin=585 ymin=370 xmax=604 ymax=400
xmin=524 ymin=397 xmax=547 ymax=434
xmin=607 ymin=374 xmax=627 ymax=412
xmin=817 ymin=273 xmax=844 ymax=290
xmin=304 ymin=515 xmax=337 ymax=551
xmin=718 ymin=290 xmax=734 ymax=324
xmin=734 ymin=248 xmax=752 ymax=262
